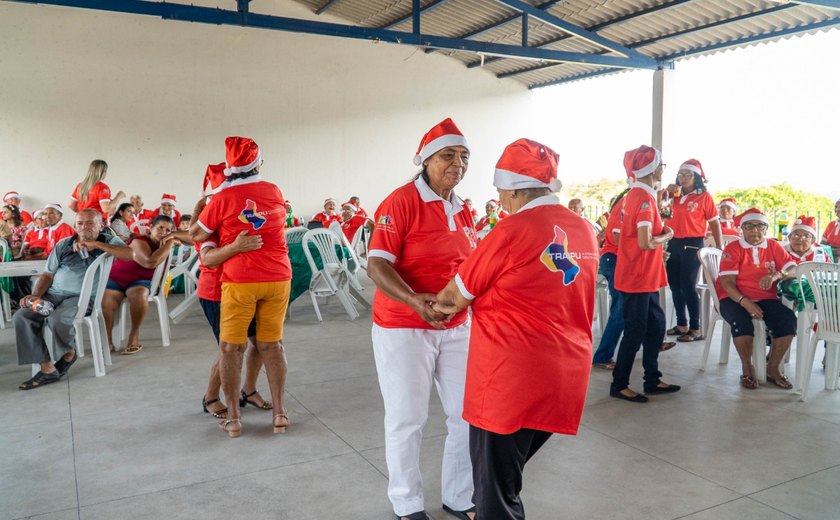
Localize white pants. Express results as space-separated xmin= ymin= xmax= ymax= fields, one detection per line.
xmin=372 ymin=322 xmax=474 ymax=517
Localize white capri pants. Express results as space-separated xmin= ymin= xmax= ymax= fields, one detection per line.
xmin=372 ymin=321 xmax=474 ymax=517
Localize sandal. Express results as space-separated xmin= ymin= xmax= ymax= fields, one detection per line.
xmin=592 ymin=361 xmax=616 ymax=370
xmin=442 ymin=504 xmax=476 ymax=520
xmin=202 ymin=396 xmax=228 ymax=419
xmin=273 ymin=413 xmax=290 ymax=434
xmin=122 ymin=344 xmax=143 ymax=355
xmin=19 ymin=370 xmax=61 ymax=390
xmin=240 ymin=390 xmax=272 ymax=410
xmin=660 ymin=341 xmax=677 ymax=351
xmin=677 ymin=330 xmax=704 ymax=342
xmin=766 ymin=374 xmax=793 ymax=389
xmin=666 ymin=326 xmax=688 ymax=336
xmin=219 ymin=418 xmax=241 ymax=438
xmin=740 ymin=374 xmax=759 ymax=389
xmin=54 ymin=353 xmax=78 ymax=377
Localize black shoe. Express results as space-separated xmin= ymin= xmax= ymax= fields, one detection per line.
xmin=54 ymin=353 xmax=78 ymax=377
xmin=396 ymin=512 xmax=429 ymax=520
xmin=610 ymin=390 xmax=648 ymax=403
xmin=443 ymin=504 xmax=476 ymax=520
xmin=644 ymin=383 xmax=681 ymax=394
xmin=19 ymin=371 xmax=61 ymax=390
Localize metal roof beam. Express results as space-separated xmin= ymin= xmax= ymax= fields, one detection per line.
xmin=528 ymin=68 xmax=620 ymax=89
xmin=315 ymin=0 xmax=342 ymax=16
xmin=4 ymin=0 xmax=662 ymax=69
xmin=379 ymin=0 xmax=452 ymax=30
xmin=491 ymin=0 xmax=653 ymax=60
xmin=467 ymin=0 xmax=693 ymax=68
xmin=788 ymin=0 xmax=840 ymax=11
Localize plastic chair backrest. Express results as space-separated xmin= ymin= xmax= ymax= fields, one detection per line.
xmin=285 ymin=227 xmax=308 ymax=245
xmin=149 ymin=247 xmax=176 ymax=298
xmin=698 ymin=247 xmax=723 ymax=310
xmin=74 ymin=253 xmax=114 ymax=320
xmin=303 ymin=229 xmax=345 ymax=269
xmin=327 ymin=221 xmax=344 ymax=241
xmin=797 ymin=262 xmax=840 ymax=337
xmin=0 ymin=238 xmax=8 ymax=261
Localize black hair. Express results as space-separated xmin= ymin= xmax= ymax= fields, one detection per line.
xmin=113 ymin=202 xmax=134 ymax=222
xmin=227 ymin=168 xmax=259 ymax=182
xmin=412 ymin=167 xmax=430 ymax=185
xmin=3 ymin=204 xmax=23 ymax=227
xmin=609 ymin=188 xmax=631 ymax=211
xmin=150 ymin=215 xmax=175 ymax=228
xmin=675 ymin=172 xmax=706 ymax=194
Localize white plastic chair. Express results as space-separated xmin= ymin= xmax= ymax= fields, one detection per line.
xmin=285 ymin=226 xmax=308 ymax=245
xmin=73 ymin=254 xmax=115 ymax=377
xmin=594 ymin=274 xmax=609 ymax=337
xmin=794 ymin=262 xmax=840 ymax=400
xmin=350 ymin=224 xmax=370 ymax=271
xmin=331 ymin=225 xmax=371 ymax=310
xmin=115 ymin=247 xmax=175 ymax=348
xmin=168 ymin=254 xmax=201 ymax=324
xmin=698 ymin=247 xmax=767 ymax=382
xmin=0 ymin=238 xmax=12 ymax=327
xmin=302 ymin=229 xmax=359 ymax=321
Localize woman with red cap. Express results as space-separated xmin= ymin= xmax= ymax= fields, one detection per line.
xmin=820 ymin=198 xmax=840 ymax=262
xmin=611 ymin=145 xmax=680 ymax=403
xmin=663 ymin=159 xmax=723 ymax=342
xmin=367 ymin=118 xmax=477 ymax=520
xmin=786 ymin=215 xmax=830 ymax=264
xmin=311 ymin=198 xmax=341 ymax=227
xmin=716 ymin=208 xmax=798 ymax=389
xmin=718 ymin=198 xmax=740 ymax=237
xmin=434 ymin=138 xmax=598 ymax=520
xmin=151 ymin=194 xmax=182 ymax=227
xmin=69 ymin=159 xmax=126 ymax=224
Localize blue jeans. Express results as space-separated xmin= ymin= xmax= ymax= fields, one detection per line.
xmin=592 ymin=253 xmax=624 ymax=364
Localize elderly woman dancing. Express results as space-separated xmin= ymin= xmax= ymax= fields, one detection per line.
xmin=715 ymin=209 xmax=798 ymax=389
xmin=434 ymin=138 xmax=598 ymax=520
xmin=367 ymin=118 xmax=477 ymax=520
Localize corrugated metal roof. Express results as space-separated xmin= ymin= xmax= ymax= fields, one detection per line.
xmin=294 ymin=0 xmax=840 ymax=88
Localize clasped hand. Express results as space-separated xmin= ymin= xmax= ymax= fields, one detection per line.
xmin=407 ymin=293 xmax=455 ymax=330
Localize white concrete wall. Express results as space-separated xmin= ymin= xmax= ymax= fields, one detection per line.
xmin=0 ymin=1 xmax=538 ymax=222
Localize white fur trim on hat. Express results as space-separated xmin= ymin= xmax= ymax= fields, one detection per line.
xmin=44 ymin=204 xmax=63 ymax=214
xmin=161 ymin=198 xmax=177 ymax=206
xmin=493 ymin=168 xmax=551 ymax=190
xmin=719 ymin=200 xmax=737 ymax=211
xmin=3 ymin=191 xmax=20 ymax=202
xmin=342 ymin=203 xmax=359 ymax=212
xmin=740 ymin=213 xmax=769 ymax=225
xmin=791 ymin=223 xmax=817 ymax=238
xmin=633 ymin=149 xmax=661 ymax=178
xmin=414 ymin=134 xmax=469 ymax=166
xmin=679 ymin=163 xmax=702 ymax=175
xmin=224 ymin=152 xmax=262 ymax=176
xmin=324 ymin=198 xmax=336 ymax=205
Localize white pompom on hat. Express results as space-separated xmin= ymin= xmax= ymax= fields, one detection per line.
xmin=413 ymin=118 xmax=469 ymax=166
xmin=791 ymin=215 xmax=817 ymax=239
xmin=493 ymin=138 xmax=562 ymax=192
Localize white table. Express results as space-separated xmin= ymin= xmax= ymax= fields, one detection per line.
xmin=0 ymin=260 xmax=48 ymax=375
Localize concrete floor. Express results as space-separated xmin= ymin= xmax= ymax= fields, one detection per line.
xmin=2 ymin=279 xmax=840 ymax=520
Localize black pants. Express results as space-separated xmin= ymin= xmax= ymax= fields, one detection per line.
xmin=470 ymin=425 xmax=552 ymax=520
xmin=611 ymin=292 xmax=665 ymax=392
xmin=666 ymin=237 xmax=704 ymax=330
xmin=718 ymin=297 xmax=797 ymax=338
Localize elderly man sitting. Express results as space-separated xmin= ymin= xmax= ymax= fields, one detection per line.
xmin=15 ymin=209 xmax=126 ymax=390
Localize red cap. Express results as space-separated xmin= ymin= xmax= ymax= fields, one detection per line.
xmin=224 ymin=136 xmax=261 ymax=176
xmin=413 ymin=118 xmax=469 ymax=166
xmin=623 ymin=145 xmax=661 ymax=180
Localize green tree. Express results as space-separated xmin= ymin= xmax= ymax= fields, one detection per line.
xmin=713 ymin=183 xmax=834 ymax=218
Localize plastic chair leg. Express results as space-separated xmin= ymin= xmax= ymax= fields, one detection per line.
xmin=98 ymin=312 xmax=112 ymax=367
xmin=825 ymin=341 xmax=839 ymax=391
xmin=348 ymin=285 xmax=371 ymax=310
xmin=720 ymin=324 xmax=732 ymax=364
xmin=336 ymin=288 xmax=359 ymax=320
xmin=155 ymin=297 xmax=171 ymax=347
xmin=700 ymin=311 xmax=718 ymax=371
xmin=310 ymin=292 xmax=323 ymax=322
xmin=751 ymin=320 xmax=767 ymax=384
xmin=85 ymin=320 xmax=105 ymax=377
xmin=800 ymin=333 xmax=821 ymax=401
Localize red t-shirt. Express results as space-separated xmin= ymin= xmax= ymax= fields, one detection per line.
xmin=196 ymin=236 xmax=222 ymax=301
xmin=46 ymin=222 xmax=75 ymax=254
xmin=356 ymin=207 xmax=368 ymax=219
xmin=715 ymin=239 xmax=797 ymax=301
xmin=615 ymin=183 xmax=668 ymax=293
xmin=600 ymin=201 xmax=623 ymax=256
xmin=196 ymin=176 xmax=291 ymax=283
xmin=341 ymin=215 xmax=367 ymax=242
xmin=666 ymin=191 xmax=719 ymax=238
xmin=369 ymin=178 xmax=476 ymax=329
xmin=20 ymin=210 xmax=33 ymax=226
xmin=720 ymin=219 xmax=740 ymax=237
xmin=130 ymin=209 xmax=156 ymax=233
xmin=456 ymin=198 xmax=598 ymax=435
xmin=823 ymin=220 xmax=840 ymax=247
xmin=23 ymin=227 xmax=49 ymax=252
xmin=150 ymin=207 xmax=181 ymax=228
xmin=312 ymin=212 xmax=341 ymax=227
xmin=71 ymin=181 xmax=112 ymax=223
xmin=784 ymin=243 xmax=829 ymax=264
xmin=109 ymin=236 xmax=157 ymax=287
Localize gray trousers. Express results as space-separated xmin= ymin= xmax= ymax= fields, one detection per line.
xmin=14 ymin=294 xmax=80 ymax=365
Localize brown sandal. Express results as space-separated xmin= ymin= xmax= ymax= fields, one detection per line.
xmin=273 ymin=413 xmax=290 ymax=433
xmin=766 ymin=374 xmax=793 ymax=389
xmin=740 ymin=374 xmax=759 ymax=389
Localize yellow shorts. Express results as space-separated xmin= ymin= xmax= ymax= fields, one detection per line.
xmin=220 ymin=281 xmax=290 ymax=344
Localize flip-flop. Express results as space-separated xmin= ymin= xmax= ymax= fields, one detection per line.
xmin=660 ymin=342 xmax=677 ymax=351
xmin=122 ymin=344 xmax=143 ymax=355
xmin=766 ymin=374 xmax=793 ymax=389
xmin=665 ymin=326 xmax=688 ymax=336
xmin=592 ymin=361 xmax=616 ymax=369
xmin=55 ymin=353 xmax=78 ymax=377
xmin=677 ymin=332 xmax=704 ymax=342
xmin=19 ymin=371 xmax=61 ymax=390
xmin=740 ymin=374 xmax=759 ymax=389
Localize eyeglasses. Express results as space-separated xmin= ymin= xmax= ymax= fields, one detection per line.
xmin=789 ymin=231 xmax=814 ymax=240
xmin=741 ymin=223 xmax=768 ymax=231
xmin=676 ymin=172 xmax=694 ymax=178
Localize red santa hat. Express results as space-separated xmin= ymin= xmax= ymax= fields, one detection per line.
xmin=493 ymin=138 xmax=562 ymax=192
xmin=44 ymin=203 xmax=63 ymax=214
xmin=3 ymin=191 xmax=20 ymax=203
xmin=203 ymin=163 xmax=227 ymax=195
xmin=161 ymin=193 xmax=177 ymax=206
xmin=791 ymin=215 xmax=817 ymax=239
xmin=679 ymin=159 xmax=706 ymax=181
xmin=224 ymin=136 xmax=261 ymax=176
xmin=719 ymin=198 xmax=737 ymax=211
xmin=413 ymin=118 xmax=469 ymax=166
xmin=342 ymin=202 xmax=359 ymax=213
xmin=623 ymin=145 xmax=661 ymax=181
xmin=734 ymin=208 xmax=769 ymax=227
xmin=33 ymin=209 xmax=43 ymax=218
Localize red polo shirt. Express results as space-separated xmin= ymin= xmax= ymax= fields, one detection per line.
xmin=341 ymin=215 xmax=367 ymax=242
xmin=716 ymin=238 xmax=797 ymax=301
xmin=784 ymin=243 xmax=829 ymax=264
xmin=600 ymin=201 xmax=623 ymax=256
xmin=369 ymin=178 xmax=476 ymax=330
xmin=667 ymin=191 xmax=719 ymax=238
xmin=615 ymin=182 xmax=667 ymax=293
xmin=823 ymin=220 xmax=840 ymax=247
xmin=196 ymin=235 xmax=222 ymax=301
xmin=71 ymin=181 xmax=112 ymax=223
xmin=720 ymin=219 xmax=740 ymax=237
xmin=456 ymin=196 xmax=598 ymax=435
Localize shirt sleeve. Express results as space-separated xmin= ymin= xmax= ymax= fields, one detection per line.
xmin=456 ymin=226 xmax=510 ymax=301
xmin=45 ymin=243 xmax=61 ymax=273
xmin=368 ymin=193 xmax=408 ymax=263
xmin=772 ymin=241 xmax=797 ymax=272
xmin=197 ymin=196 xmax=222 ymax=234
xmin=719 ymin=244 xmax=740 ymax=276
xmin=635 ymin=196 xmax=654 ymax=228
xmin=71 ymin=184 xmax=80 ymax=202
xmin=95 ymin=182 xmax=112 ymax=203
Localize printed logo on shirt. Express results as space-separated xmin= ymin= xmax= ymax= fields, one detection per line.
xmin=375 ymin=214 xmax=396 ymax=234
xmin=764 ymin=261 xmax=777 ymax=273
xmin=539 ymin=225 xmax=581 ymax=285
xmin=238 ymin=199 xmax=267 ymax=230
xmin=640 ymin=202 xmax=651 ymax=210
xmin=378 ymin=215 xmax=391 ymax=225
xmin=687 ymin=202 xmax=699 ymax=212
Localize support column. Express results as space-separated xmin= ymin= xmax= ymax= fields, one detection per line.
xmin=651 ymin=67 xmax=675 ymax=156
